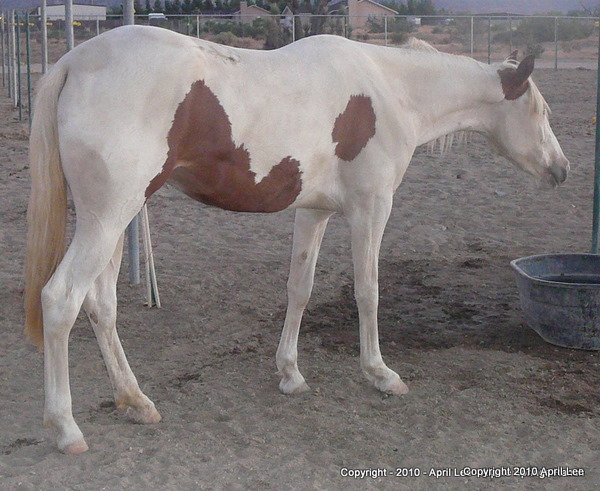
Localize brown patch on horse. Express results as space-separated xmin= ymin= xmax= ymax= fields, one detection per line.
xmin=145 ymin=80 xmax=302 ymax=212
xmin=332 ymin=95 xmax=376 ymax=161
xmin=498 ymin=54 xmax=535 ymax=101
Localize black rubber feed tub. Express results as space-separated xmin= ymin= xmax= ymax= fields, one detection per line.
xmin=511 ymin=254 xmax=600 ymax=350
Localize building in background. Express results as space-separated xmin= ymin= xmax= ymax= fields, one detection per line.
xmin=39 ymin=3 xmax=107 ymax=21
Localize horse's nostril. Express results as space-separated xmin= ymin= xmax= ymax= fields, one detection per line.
xmin=550 ymin=161 xmax=568 ymax=184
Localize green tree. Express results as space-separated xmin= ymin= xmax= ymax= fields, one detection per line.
xmin=153 ymin=0 xmax=164 ymax=12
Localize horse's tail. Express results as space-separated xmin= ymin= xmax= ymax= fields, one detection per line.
xmin=24 ymin=62 xmax=69 ymax=349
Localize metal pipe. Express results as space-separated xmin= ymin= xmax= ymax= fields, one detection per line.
xmin=9 ymin=10 xmax=16 ymax=104
xmin=384 ymin=16 xmax=388 ymax=47
xmin=508 ymin=16 xmax=512 ymax=53
xmin=470 ymin=16 xmax=474 ymax=58
xmin=122 ymin=0 xmax=141 ymax=285
xmin=26 ymin=11 xmax=32 ymax=125
xmin=592 ymin=25 xmax=600 ymax=253
xmin=554 ymin=17 xmax=558 ymax=71
xmin=16 ymin=12 xmax=21 ymax=120
xmin=123 ymin=0 xmax=134 ymax=26
xmin=128 ymin=214 xmax=141 ymax=284
xmin=65 ymin=0 xmax=74 ymax=51
xmin=41 ymin=0 xmax=48 ymax=73
xmin=487 ymin=16 xmax=491 ymax=64
xmin=1 ymin=13 xmax=5 ymax=87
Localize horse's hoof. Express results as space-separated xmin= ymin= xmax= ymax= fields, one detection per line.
xmin=125 ymin=404 xmax=162 ymax=424
xmin=59 ymin=438 xmax=89 ymax=455
xmin=366 ymin=367 xmax=409 ymax=395
xmin=379 ymin=378 xmax=409 ymax=395
xmin=279 ymin=376 xmax=311 ymax=395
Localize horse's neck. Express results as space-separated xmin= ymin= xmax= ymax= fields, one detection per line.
xmin=388 ymin=52 xmax=501 ymax=146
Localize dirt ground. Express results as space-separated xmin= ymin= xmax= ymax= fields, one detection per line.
xmin=1 ymin=64 xmax=599 ymax=490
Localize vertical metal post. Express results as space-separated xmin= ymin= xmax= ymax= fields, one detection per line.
xmin=592 ymin=25 xmax=600 ymax=253
xmin=122 ymin=0 xmax=141 ymax=285
xmin=16 ymin=12 xmax=22 ymax=120
xmin=65 ymin=0 xmax=74 ymax=51
xmin=26 ymin=11 xmax=32 ymax=125
xmin=96 ymin=17 xmax=100 ymax=36
xmin=554 ymin=17 xmax=558 ymax=71
xmin=487 ymin=16 xmax=491 ymax=64
xmin=508 ymin=16 xmax=512 ymax=53
xmin=123 ymin=0 xmax=134 ymax=26
xmin=9 ymin=10 xmax=16 ymax=105
xmin=384 ymin=16 xmax=388 ymax=47
xmin=6 ymin=10 xmax=11 ymax=97
xmin=470 ymin=16 xmax=474 ymax=58
xmin=196 ymin=15 xmax=200 ymax=38
xmin=1 ymin=13 xmax=5 ymax=87
xmin=41 ymin=0 xmax=48 ymax=73
xmin=292 ymin=14 xmax=295 ymax=43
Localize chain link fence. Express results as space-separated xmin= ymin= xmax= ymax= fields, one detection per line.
xmin=4 ymin=13 xmax=600 ymax=67
xmin=2 ymin=11 xmax=599 ymax=121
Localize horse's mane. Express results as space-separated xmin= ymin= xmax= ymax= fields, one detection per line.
xmin=402 ymin=37 xmax=439 ymax=53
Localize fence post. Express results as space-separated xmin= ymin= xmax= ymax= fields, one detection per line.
xmin=470 ymin=16 xmax=474 ymax=58
xmin=123 ymin=0 xmax=134 ymax=26
xmin=554 ymin=17 xmax=558 ymax=71
xmin=26 ymin=11 xmax=32 ymax=125
xmin=196 ymin=15 xmax=200 ymax=38
xmin=16 ymin=12 xmax=22 ymax=120
xmin=65 ymin=0 xmax=74 ymax=51
xmin=1 ymin=13 xmax=5 ymax=88
xmin=487 ymin=16 xmax=491 ymax=64
xmin=41 ymin=0 xmax=48 ymax=73
xmin=9 ymin=10 xmax=16 ymax=105
xmin=508 ymin=15 xmax=512 ymax=53
xmin=292 ymin=14 xmax=295 ymax=43
xmin=121 ymin=0 xmax=141 ymax=285
xmin=592 ymin=24 xmax=600 ymax=253
xmin=384 ymin=16 xmax=388 ymax=47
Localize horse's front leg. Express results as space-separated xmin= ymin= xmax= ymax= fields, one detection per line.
xmin=276 ymin=208 xmax=334 ymax=394
xmin=347 ymin=194 xmax=409 ymax=395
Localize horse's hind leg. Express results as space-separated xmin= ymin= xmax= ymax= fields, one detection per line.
xmin=82 ymin=234 xmax=161 ymax=424
xmin=277 ymin=208 xmax=333 ymax=394
xmin=42 ymin=220 xmax=134 ymax=454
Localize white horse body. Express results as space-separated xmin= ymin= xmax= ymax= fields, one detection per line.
xmin=24 ymin=25 xmax=569 ymax=453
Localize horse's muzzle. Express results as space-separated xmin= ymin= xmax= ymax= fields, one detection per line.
xmin=548 ymin=158 xmax=569 ymax=187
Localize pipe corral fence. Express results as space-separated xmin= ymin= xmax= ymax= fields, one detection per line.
xmin=2 ymin=12 xmax=600 ymax=121
xmin=3 ymin=10 xmax=600 ymax=266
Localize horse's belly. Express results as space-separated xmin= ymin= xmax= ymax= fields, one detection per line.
xmin=167 ymin=155 xmax=302 ymax=213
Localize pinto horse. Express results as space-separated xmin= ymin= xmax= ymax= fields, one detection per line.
xmin=24 ymin=26 xmax=569 ymax=453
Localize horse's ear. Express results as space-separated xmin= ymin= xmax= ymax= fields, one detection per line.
xmin=507 ymin=50 xmax=518 ymax=62
xmin=498 ymin=55 xmax=535 ymax=100
xmin=517 ymin=55 xmax=535 ymax=79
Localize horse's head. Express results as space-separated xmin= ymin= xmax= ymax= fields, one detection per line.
xmin=488 ymin=55 xmax=569 ymax=187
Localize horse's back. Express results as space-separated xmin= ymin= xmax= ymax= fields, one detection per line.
xmin=54 ymin=27 xmax=402 ymax=212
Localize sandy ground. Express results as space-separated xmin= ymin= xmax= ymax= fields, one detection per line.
xmin=1 ymin=64 xmax=599 ymax=489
